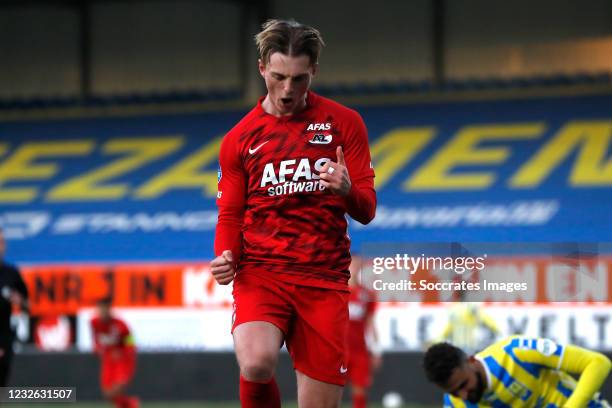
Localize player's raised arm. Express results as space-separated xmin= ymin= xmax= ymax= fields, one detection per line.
xmin=212 ymin=134 xmax=247 ymax=285
xmin=319 ymin=146 xmax=352 ymax=196
xmin=513 ymin=338 xmax=611 ymax=407
xmin=559 ymin=345 xmax=611 ymax=407
xmin=320 ymin=113 xmax=376 ymax=224
xmin=343 ymin=113 xmax=376 ymax=224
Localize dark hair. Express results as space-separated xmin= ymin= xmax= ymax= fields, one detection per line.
xmin=255 ymin=19 xmax=325 ymax=65
xmin=96 ymin=297 xmax=112 ymax=306
xmin=423 ymin=342 xmax=467 ymax=386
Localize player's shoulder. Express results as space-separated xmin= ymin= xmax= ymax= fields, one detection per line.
xmin=311 ymin=92 xmax=364 ymax=122
xmin=480 ymin=336 xmax=562 ymax=358
xmin=503 ymin=335 xmax=557 ymax=349
xmin=476 ymin=336 xmax=516 ymax=358
xmin=508 ymin=336 xmax=563 ymax=357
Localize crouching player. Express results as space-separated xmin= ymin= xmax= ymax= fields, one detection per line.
xmin=90 ymin=298 xmax=139 ymax=408
xmin=424 ymin=336 xmax=611 ymax=407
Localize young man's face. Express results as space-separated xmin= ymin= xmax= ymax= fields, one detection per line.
xmin=259 ymin=52 xmax=317 ymax=116
xmin=97 ymin=303 xmax=111 ymax=321
xmin=443 ymin=360 xmax=486 ymax=403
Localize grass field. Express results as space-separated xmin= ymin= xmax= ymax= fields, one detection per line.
xmin=2 ymin=402 xmax=437 ymax=408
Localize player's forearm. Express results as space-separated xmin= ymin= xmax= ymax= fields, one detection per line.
xmin=345 ymin=180 xmax=376 ymax=224
xmin=214 ymin=205 xmax=244 ymax=261
xmin=564 ymin=350 xmax=611 ymax=407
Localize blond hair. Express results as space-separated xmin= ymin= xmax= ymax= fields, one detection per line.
xmin=255 ymin=19 xmax=325 ymax=65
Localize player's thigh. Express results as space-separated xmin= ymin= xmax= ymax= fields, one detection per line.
xmin=296 ymin=370 xmax=343 ymax=408
xmin=114 ymin=360 xmax=136 ymax=385
xmin=233 ymin=321 xmax=284 ymax=371
xmin=231 ymin=272 xmax=293 ymax=336
xmin=100 ymin=360 xmax=118 ymax=391
xmin=232 ymin=272 xmax=292 ymax=373
xmin=287 ymin=286 xmax=349 ymax=386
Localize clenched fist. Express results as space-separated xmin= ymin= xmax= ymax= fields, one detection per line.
xmin=211 ymin=250 xmax=236 ymax=285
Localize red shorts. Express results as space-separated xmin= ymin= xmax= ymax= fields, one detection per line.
xmin=347 ymin=350 xmax=371 ymax=387
xmin=232 ymin=271 xmax=349 ymax=386
xmin=101 ymin=358 xmax=135 ymax=390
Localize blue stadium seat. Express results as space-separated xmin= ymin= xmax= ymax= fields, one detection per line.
xmin=1 ymin=72 xmax=609 ymax=111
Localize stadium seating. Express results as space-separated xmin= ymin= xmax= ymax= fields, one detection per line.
xmin=0 ymin=72 xmax=610 ymax=110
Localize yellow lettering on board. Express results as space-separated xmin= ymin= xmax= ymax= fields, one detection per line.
xmin=46 ymin=137 xmax=183 ymax=201
xmin=511 ymin=121 xmax=612 ymax=187
xmin=370 ymin=127 xmax=434 ymax=189
xmin=0 ymin=141 xmax=93 ymax=203
xmin=407 ymin=124 xmax=544 ymax=190
xmin=134 ymin=137 xmax=222 ymax=199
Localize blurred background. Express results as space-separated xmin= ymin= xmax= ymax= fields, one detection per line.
xmin=1 ymin=0 xmax=612 ymax=407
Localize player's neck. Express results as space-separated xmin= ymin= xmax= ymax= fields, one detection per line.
xmin=473 ymin=358 xmax=489 ymax=390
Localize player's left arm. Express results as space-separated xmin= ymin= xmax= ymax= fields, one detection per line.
xmin=559 ymin=344 xmax=611 ymax=407
xmin=514 ymin=338 xmax=611 ymax=407
xmin=119 ymin=321 xmax=136 ymax=354
xmin=118 ymin=324 xmax=137 ymax=373
xmin=123 ymin=332 xmax=136 ymax=349
xmin=320 ymin=112 xmax=376 ymax=224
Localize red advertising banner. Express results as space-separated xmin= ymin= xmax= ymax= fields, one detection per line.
xmin=21 ymin=256 xmax=612 ymax=315
xmin=22 ymin=263 xmax=200 ymax=315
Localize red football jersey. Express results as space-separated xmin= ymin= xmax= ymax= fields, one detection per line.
xmin=216 ymin=91 xmax=375 ymax=290
xmin=348 ymin=285 xmax=377 ymax=354
xmin=90 ymin=316 xmax=134 ymax=360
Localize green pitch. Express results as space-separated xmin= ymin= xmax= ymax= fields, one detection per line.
xmin=2 ymin=402 xmax=437 ymax=408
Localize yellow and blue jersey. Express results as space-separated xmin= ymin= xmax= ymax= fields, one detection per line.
xmin=444 ymin=336 xmax=611 ymax=408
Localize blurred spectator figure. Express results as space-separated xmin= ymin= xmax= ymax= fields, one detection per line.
xmin=434 ymin=301 xmax=500 ymax=355
xmin=90 ymin=298 xmax=139 ymax=408
xmin=347 ymin=255 xmax=382 ymax=408
xmin=0 ymin=227 xmax=28 ymax=386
